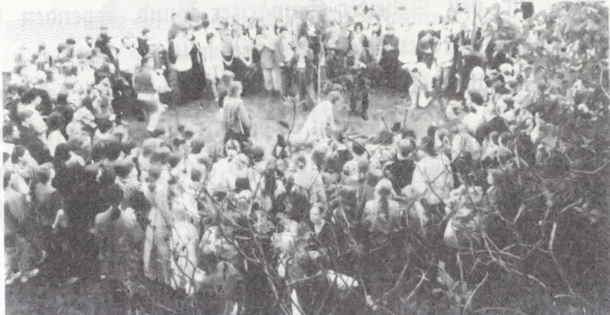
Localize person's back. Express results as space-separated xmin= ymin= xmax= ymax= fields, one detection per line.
xmin=172 ymin=33 xmax=193 ymax=72
xmin=390 ymin=158 xmax=415 ymax=191
xmin=34 ymin=182 xmax=62 ymax=227
xmin=223 ymin=97 xmax=241 ymax=133
xmin=412 ymin=153 xmax=454 ymax=206
xmin=133 ymin=67 xmax=155 ymax=94
xmin=4 ymin=187 xmax=29 ymax=236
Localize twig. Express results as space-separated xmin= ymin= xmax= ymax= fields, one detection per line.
xmin=473 ymin=306 xmax=527 ymax=315
xmin=548 ymin=221 xmax=557 ymax=252
xmin=404 ymin=269 xmax=429 ymax=303
xmin=599 ymin=62 xmax=610 ymax=99
xmin=463 ymin=272 xmax=489 ymax=314
xmin=571 ymin=160 xmax=609 ymax=175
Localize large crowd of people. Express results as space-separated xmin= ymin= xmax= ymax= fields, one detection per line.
xmin=4 ymin=2 xmax=560 ymax=313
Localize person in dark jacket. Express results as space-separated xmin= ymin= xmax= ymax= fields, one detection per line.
xmin=387 ymin=138 xmax=416 ymax=192
xmin=95 ymin=26 xmax=114 ymax=63
xmin=137 ymin=28 xmax=150 ymax=57
xmin=380 ymin=25 xmax=400 ymax=88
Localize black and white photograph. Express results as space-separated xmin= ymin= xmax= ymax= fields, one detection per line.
xmin=1 ymin=0 xmax=609 ymax=314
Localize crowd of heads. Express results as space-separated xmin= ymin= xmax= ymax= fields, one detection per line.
xmin=4 ymin=2 xmax=568 ymax=311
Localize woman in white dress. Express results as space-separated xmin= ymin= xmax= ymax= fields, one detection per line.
xmin=169 ymin=168 xmax=205 ymax=295
xmin=291 ymin=91 xmax=342 ymax=145
xmin=142 ymin=161 xmax=172 ymax=285
xmin=204 ymin=32 xmax=225 ymax=102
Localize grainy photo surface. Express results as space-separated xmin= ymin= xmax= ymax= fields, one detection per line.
xmin=1 ymin=1 xmax=609 ymax=314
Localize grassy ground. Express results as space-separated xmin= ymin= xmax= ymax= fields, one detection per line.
xmin=128 ymin=88 xmax=445 ymax=151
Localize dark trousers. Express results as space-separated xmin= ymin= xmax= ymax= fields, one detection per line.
xmin=380 ymin=51 xmax=400 ymax=88
xmin=175 ymin=70 xmax=190 ymax=105
xmin=350 ymin=91 xmax=369 ymax=114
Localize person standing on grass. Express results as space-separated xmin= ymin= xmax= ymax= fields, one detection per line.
xmin=232 ymin=25 xmax=255 ymax=93
xmin=276 ymin=27 xmax=295 ymax=97
xmin=380 ymin=24 xmax=400 ymax=89
xmin=223 ymin=81 xmax=252 ymax=143
xmin=116 ymin=36 xmax=141 ymax=90
xmin=217 ymin=70 xmax=236 ymax=109
xmin=257 ymin=24 xmax=282 ymax=99
xmin=169 ymin=23 xmax=194 ymax=106
xmin=435 ymin=30 xmax=455 ymax=96
xmin=133 ymin=55 xmax=169 ymax=132
xmin=293 ymin=36 xmax=315 ymax=107
xmin=204 ymin=32 xmax=225 ymax=103
xmin=137 ymin=28 xmax=151 ymax=57
xmin=344 ymin=55 xmax=370 ymax=120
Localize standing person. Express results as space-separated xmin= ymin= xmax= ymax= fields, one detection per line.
xmin=348 ymin=22 xmax=366 ymax=63
xmin=232 ymin=25 xmax=255 ymax=93
xmin=276 ymin=27 xmax=295 ymax=97
xmin=293 ymin=36 xmax=315 ymax=107
xmin=408 ymin=57 xmax=437 ymax=108
xmin=397 ymin=21 xmax=418 ymax=95
xmin=456 ymin=45 xmax=484 ymax=99
xmin=380 ymin=24 xmax=399 ymax=89
xmin=220 ymin=26 xmax=236 ymax=82
xmin=435 ymin=31 xmax=455 ymax=96
xmin=95 ymin=26 xmax=114 ymax=63
xmin=137 ymin=28 xmax=151 ymax=57
xmin=46 ymin=112 xmax=67 ymax=157
xmin=4 ymin=171 xmax=39 ymax=285
xmin=116 ymin=36 xmax=142 ymax=88
xmin=142 ymin=167 xmax=172 ymax=285
xmin=387 ymin=138 xmax=416 ymax=193
xmin=411 ymin=136 xmax=454 ymax=219
xmin=169 ymin=23 xmax=194 ymax=106
xmin=204 ymin=32 xmax=225 ymax=102
xmin=366 ymin=21 xmax=383 ymax=85
xmin=257 ymin=25 xmax=282 ymax=98
xmin=344 ymin=55 xmax=369 ymax=120
xmin=217 ymin=70 xmax=235 ymax=109
xmin=133 ymin=55 xmax=169 ymax=132
xmin=223 ymin=81 xmax=251 ymax=143
xmin=187 ymin=22 xmax=206 ymax=102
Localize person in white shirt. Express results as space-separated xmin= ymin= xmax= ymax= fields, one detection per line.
xmin=230 ymin=26 xmax=255 ymax=91
xmin=117 ymin=36 xmax=142 ymax=82
xmin=435 ymin=31 xmax=454 ymax=94
xmin=411 ymin=136 xmax=454 ymax=209
xmin=408 ymin=59 xmax=437 ymax=108
xmin=204 ymin=32 xmax=225 ymax=102
xmin=171 ymin=24 xmax=194 ymax=105
xmin=46 ymin=112 xmax=66 ymax=157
